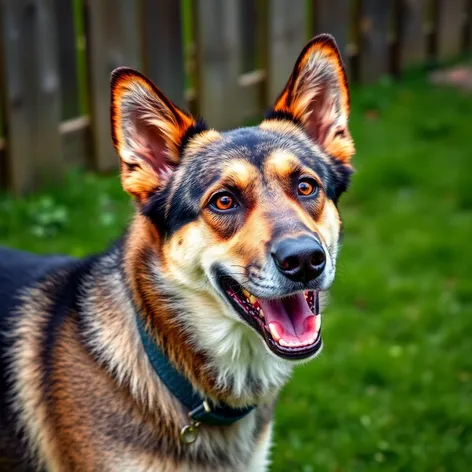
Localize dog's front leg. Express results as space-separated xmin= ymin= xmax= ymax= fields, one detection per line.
xmin=247 ymin=422 xmax=273 ymax=472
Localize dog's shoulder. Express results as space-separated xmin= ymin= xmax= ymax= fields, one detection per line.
xmin=0 ymin=247 xmax=74 ymax=315
xmin=0 ymin=247 xmax=77 ymax=470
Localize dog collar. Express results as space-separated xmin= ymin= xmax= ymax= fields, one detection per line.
xmin=135 ymin=313 xmax=255 ymax=440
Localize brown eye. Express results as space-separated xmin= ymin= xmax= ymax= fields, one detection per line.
xmin=298 ymin=178 xmax=317 ymax=196
xmin=211 ymin=192 xmax=237 ymax=211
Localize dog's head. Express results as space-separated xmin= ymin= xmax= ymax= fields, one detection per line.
xmin=111 ymin=35 xmax=354 ymax=364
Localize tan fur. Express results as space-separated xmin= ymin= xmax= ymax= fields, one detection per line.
xmin=9 ymin=246 xmax=276 ymax=470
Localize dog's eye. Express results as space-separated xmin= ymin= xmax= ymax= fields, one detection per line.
xmin=297 ymin=178 xmax=318 ymax=197
xmin=210 ymin=192 xmax=238 ymax=211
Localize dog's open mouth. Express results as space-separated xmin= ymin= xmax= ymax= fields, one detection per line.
xmin=218 ymin=275 xmax=322 ymax=360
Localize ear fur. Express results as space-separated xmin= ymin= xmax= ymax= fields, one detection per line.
xmin=265 ymin=34 xmax=354 ymax=164
xmin=110 ymin=67 xmax=207 ymax=201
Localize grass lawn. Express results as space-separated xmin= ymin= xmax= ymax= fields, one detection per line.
xmin=1 ymin=74 xmax=471 ymax=471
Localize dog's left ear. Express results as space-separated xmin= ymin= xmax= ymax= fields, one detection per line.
xmin=266 ymin=34 xmax=354 ymax=164
xmin=110 ymin=67 xmax=205 ymax=202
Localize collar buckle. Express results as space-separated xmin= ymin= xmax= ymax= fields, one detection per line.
xmin=180 ymin=401 xmax=212 ymax=445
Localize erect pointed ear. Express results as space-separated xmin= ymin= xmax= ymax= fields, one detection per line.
xmin=265 ymin=34 xmax=354 ymax=164
xmin=110 ymin=67 xmax=207 ymax=201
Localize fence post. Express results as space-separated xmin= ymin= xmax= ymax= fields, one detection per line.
xmin=436 ymin=0 xmax=467 ymax=61
xmin=194 ymin=0 xmax=247 ymax=129
xmin=54 ymin=0 xmax=80 ymax=120
xmin=85 ymin=0 xmax=141 ymax=173
xmin=397 ymin=0 xmax=427 ymax=69
xmin=266 ymin=0 xmax=307 ymax=104
xmin=312 ymin=0 xmax=351 ymax=78
xmin=0 ymin=0 xmax=62 ymax=194
xmin=141 ymin=0 xmax=185 ymax=109
xmin=357 ymin=0 xmax=391 ymax=83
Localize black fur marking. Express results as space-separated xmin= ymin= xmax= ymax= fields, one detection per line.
xmin=263 ymin=109 xmax=301 ymax=126
xmin=166 ymin=185 xmax=200 ymax=235
xmin=141 ymin=188 xmax=170 ymax=233
xmin=142 ymin=183 xmax=200 ymax=237
xmin=179 ymin=118 xmax=208 ymax=154
xmin=325 ymin=158 xmax=353 ymax=204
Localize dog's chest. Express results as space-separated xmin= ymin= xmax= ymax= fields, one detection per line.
xmin=112 ymin=415 xmax=273 ymax=472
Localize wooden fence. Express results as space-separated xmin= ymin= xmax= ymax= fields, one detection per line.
xmin=0 ymin=0 xmax=471 ymax=194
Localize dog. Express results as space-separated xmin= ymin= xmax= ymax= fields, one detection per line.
xmin=0 ymin=34 xmax=354 ymax=471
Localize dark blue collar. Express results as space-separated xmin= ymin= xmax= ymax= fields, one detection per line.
xmin=136 ymin=313 xmax=255 ymax=426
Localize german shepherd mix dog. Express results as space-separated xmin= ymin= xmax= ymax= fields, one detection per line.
xmin=0 ymin=35 xmax=354 ymax=471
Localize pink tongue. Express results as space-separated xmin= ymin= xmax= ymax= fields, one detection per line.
xmin=259 ymin=293 xmax=316 ymax=344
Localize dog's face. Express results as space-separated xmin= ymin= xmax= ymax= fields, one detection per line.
xmin=111 ymin=35 xmax=354 ymax=363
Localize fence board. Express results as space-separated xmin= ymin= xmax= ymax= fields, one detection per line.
xmin=240 ymin=0 xmax=258 ymax=73
xmin=266 ymin=0 xmax=307 ymax=103
xmin=54 ymin=0 xmax=79 ymax=119
xmin=194 ymin=0 xmax=246 ymax=128
xmin=59 ymin=116 xmax=92 ymax=167
xmin=468 ymin=0 xmax=472 ymax=52
xmin=141 ymin=0 xmax=185 ymax=108
xmin=436 ymin=0 xmax=466 ymax=60
xmin=85 ymin=0 xmax=141 ymax=172
xmin=358 ymin=0 xmax=391 ymax=83
xmin=0 ymin=139 xmax=5 ymax=190
xmin=397 ymin=0 xmax=427 ymax=67
xmin=0 ymin=0 xmax=62 ymax=194
xmin=313 ymin=0 xmax=351 ymax=77
xmin=34 ymin=0 xmax=63 ymax=183
xmin=238 ymin=0 xmax=265 ymax=120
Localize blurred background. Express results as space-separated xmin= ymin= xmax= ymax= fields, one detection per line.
xmin=0 ymin=0 xmax=471 ymax=470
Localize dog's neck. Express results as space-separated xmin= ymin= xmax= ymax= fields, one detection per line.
xmin=124 ymin=217 xmax=293 ymax=407
xmin=82 ymin=216 xmax=292 ymax=412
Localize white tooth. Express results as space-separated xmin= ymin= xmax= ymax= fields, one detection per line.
xmin=269 ymin=323 xmax=281 ymax=342
xmin=279 ymin=339 xmax=289 ymax=347
xmin=315 ymin=314 xmax=322 ymax=332
xmin=259 ymin=308 xmax=265 ymax=318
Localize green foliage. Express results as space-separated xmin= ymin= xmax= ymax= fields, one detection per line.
xmin=1 ymin=76 xmax=471 ymax=470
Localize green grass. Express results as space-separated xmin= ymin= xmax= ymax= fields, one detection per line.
xmin=1 ymin=75 xmax=472 ymax=471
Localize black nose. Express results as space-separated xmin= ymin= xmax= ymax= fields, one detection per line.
xmin=272 ymin=236 xmax=326 ymax=283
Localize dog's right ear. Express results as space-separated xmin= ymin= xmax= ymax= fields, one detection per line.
xmin=110 ymin=68 xmax=206 ymax=202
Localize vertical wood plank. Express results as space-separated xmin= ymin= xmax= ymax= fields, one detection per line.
xmin=467 ymin=0 xmax=472 ymax=52
xmin=237 ymin=0 xmax=265 ymax=120
xmin=0 ymin=2 xmax=31 ymax=193
xmin=240 ymin=0 xmax=258 ymax=73
xmin=85 ymin=0 xmax=141 ymax=172
xmin=0 ymin=0 xmax=62 ymax=194
xmin=54 ymin=0 xmax=79 ymax=119
xmin=0 ymin=140 xmax=6 ymax=190
xmin=141 ymin=0 xmax=185 ymax=108
xmin=313 ymin=0 xmax=351 ymax=77
xmin=397 ymin=0 xmax=427 ymax=68
xmin=436 ymin=0 xmax=467 ymax=60
xmin=358 ymin=0 xmax=391 ymax=83
xmin=194 ymin=0 xmax=245 ymax=129
xmin=34 ymin=0 xmax=63 ymax=182
xmin=59 ymin=116 xmax=92 ymax=167
xmin=266 ymin=0 xmax=307 ymax=103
